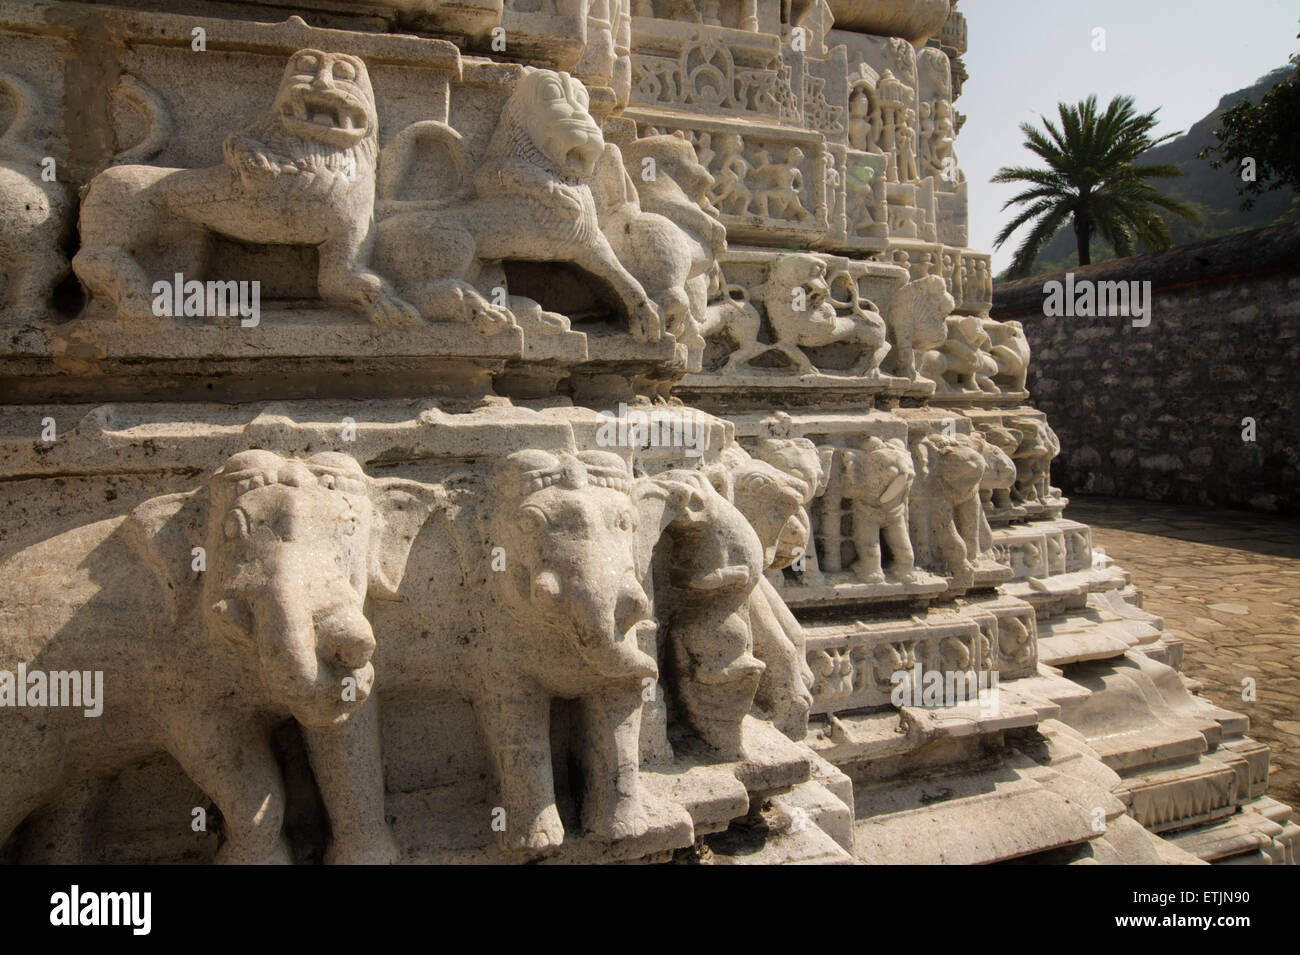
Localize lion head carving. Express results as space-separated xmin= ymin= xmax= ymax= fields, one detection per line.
xmin=242 ymin=48 xmax=379 ymax=181
xmin=502 ymin=67 xmax=606 ymax=182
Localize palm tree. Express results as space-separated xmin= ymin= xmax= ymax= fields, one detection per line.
xmin=992 ymin=95 xmax=1198 ymax=278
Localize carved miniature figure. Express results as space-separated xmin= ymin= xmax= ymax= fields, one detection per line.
xmin=376 ymin=67 xmax=662 ymax=341
xmin=750 ymin=146 xmax=812 ymax=221
xmin=709 ymin=132 xmax=753 ymax=215
xmin=721 ymin=442 xmax=825 ymax=739
xmin=760 ymin=253 xmax=889 ymax=376
xmin=640 ymin=467 xmax=766 ymax=759
xmin=0 ymin=450 xmax=442 ymax=864
xmin=0 ymin=74 xmax=71 ymax=325
xmin=896 ymin=108 xmax=920 ymax=182
xmin=970 ymin=433 xmax=1016 ymax=553
xmin=74 ymin=50 xmax=416 ymax=326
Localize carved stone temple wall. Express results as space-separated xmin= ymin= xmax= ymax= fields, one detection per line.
xmin=0 ymin=0 xmax=1295 ymax=864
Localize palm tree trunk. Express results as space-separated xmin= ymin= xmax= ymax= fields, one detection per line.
xmin=1074 ymin=212 xmax=1092 ymax=267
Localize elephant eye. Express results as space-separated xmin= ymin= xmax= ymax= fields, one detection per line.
xmin=333 ymin=59 xmax=357 ymax=81
xmin=613 ymin=509 xmax=637 ymax=533
xmin=520 ymin=505 xmax=548 ymax=534
xmin=341 ymin=515 xmax=358 ymax=537
xmin=223 ymin=508 xmax=250 ymax=540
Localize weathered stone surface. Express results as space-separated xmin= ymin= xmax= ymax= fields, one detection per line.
xmin=0 ymin=0 xmax=1292 ymax=866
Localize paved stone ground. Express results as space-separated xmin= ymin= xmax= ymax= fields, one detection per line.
xmin=1066 ymin=496 xmax=1300 ymax=814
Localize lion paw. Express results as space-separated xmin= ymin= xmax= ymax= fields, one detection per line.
xmin=629 ymin=300 xmax=662 ymax=343
xmin=463 ymin=295 xmax=517 ymax=335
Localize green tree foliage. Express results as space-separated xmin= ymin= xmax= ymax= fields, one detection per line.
xmin=1199 ymin=39 xmax=1300 ymax=210
xmin=992 ymin=95 xmax=1199 ymax=279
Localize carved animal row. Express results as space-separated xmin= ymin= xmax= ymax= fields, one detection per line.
xmin=2 ymin=53 xmax=733 ymax=345
xmin=779 ymin=424 xmax=1055 ymax=587
xmin=0 ymin=442 xmax=824 ymax=863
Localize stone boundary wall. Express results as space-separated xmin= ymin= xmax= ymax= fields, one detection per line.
xmin=992 ymin=225 xmax=1300 ymax=513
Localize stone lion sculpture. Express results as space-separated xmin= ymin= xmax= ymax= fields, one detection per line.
xmin=911 ymin=433 xmax=987 ymax=579
xmin=73 ymin=50 xmax=416 ymax=326
xmin=983 ymin=318 xmax=1030 ymax=394
xmin=375 ymin=67 xmax=661 ymax=341
xmin=639 ymin=466 xmax=766 ymax=760
xmin=594 ymin=132 xmax=726 ymax=365
xmin=759 ymin=253 xmax=889 ymax=376
xmin=0 ymin=73 xmax=71 ymax=325
xmin=0 ymin=450 xmax=442 ymax=864
xmin=840 ymin=436 xmax=922 ymax=584
xmin=720 ymin=443 xmax=821 ymax=740
xmin=919 ymin=314 xmax=999 ymax=394
xmin=882 ymin=273 xmax=952 ymax=384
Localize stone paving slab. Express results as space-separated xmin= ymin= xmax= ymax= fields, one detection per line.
xmin=1067 ymin=496 xmax=1300 ymax=813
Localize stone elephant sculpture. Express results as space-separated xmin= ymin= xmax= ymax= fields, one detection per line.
xmin=839 ymin=436 xmax=922 ymax=584
xmin=910 ymin=433 xmax=986 ymax=579
xmin=0 ymin=450 xmax=442 ymax=864
xmin=1010 ymin=418 xmax=1061 ymax=505
xmin=0 ymin=73 xmax=71 ymax=325
xmin=972 ymin=433 xmax=1017 ymax=554
xmin=371 ymin=450 xmax=660 ymax=856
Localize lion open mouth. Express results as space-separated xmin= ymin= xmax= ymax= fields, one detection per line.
xmin=280 ymin=88 xmax=370 ymax=144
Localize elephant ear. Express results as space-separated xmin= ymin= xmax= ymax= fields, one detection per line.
xmin=367 ymin=478 xmax=451 ymax=600
xmin=121 ymin=489 xmax=207 ymax=621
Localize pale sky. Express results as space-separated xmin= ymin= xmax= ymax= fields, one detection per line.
xmin=959 ymin=1 xmax=1299 ymax=271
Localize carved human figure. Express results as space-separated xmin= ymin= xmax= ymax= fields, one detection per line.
xmin=74 ymin=50 xmax=416 ymax=326
xmin=751 ymin=146 xmax=812 ymax=221
xmin=846 ymin=167 xmax=878 ymax=233
xmin=376 ymin=67 xmax=662 ymax=341
xmin=761 ymin=253 xmax=889 ymax=376
xmin=911 ymin=434 xmax=986 ymax=578
xmin=0 ymin=74 xmax=71 ymax=325
xmin=0 ymin=450 xmax=441 ymax=864
xmin=847 ymin=84 xmax=876 ymax=152
xmin=709 ymin=132 xmax=752 ymax=216
xmin=839 ymin=436 xmax=921 ymax=584
xmin=896 ymin=108 xmax=920 ymax=182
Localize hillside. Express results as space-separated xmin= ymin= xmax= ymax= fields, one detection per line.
xmin=997 ymin=65 xmax=1300 ymax=280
